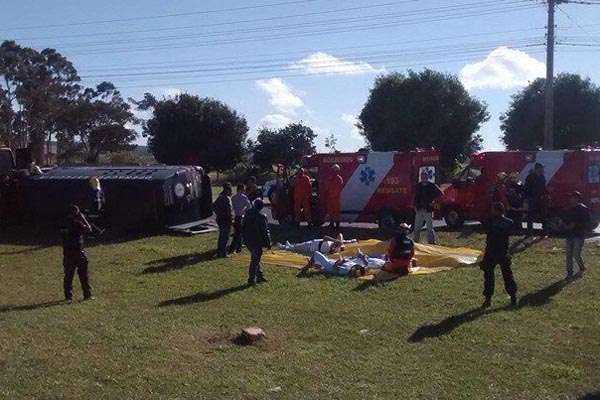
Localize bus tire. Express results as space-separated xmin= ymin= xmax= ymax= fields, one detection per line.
xmin=444 ymin=207 xmax=464 ymax=230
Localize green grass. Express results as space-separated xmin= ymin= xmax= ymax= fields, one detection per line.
xmin=0 ymin=224 xmax=599 ymax=400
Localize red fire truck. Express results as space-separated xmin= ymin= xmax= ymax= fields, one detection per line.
xmin=273 ymin=150 xmax=440 ymax=230
xmin=436 ymin=149 xmax=600 ymax=231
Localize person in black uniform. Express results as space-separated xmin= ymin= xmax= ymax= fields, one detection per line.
xmin=480 ymin=202 xmax=518 ymax=309
xmin=242 ymin=199 xmax=272 ymax=286
xmin=62 ymin=205 xmax=94 ymax=304
xmin=213 ymin=183 xmax=233 ymax=258
xmin=524 ymin=163 xmax=547 ymax=235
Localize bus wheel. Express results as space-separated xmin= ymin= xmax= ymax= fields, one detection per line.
xmin=378 ymin=211 xmax=400 ymax=232
xmin=444 ymin=207 xmax=464 ymax=230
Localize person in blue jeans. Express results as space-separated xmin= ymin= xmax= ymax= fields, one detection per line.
xmin=242 ymin=199 xmax=272 ymax=286
xmin=564 ymin=191 xmax=592 ymax=280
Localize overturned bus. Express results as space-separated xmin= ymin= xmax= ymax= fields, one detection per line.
xmin=0 ymin=148 xmax=213 ymax=229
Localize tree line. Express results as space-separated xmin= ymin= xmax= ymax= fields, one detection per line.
xmin=2 ymin=40 xmax=600 ymax=173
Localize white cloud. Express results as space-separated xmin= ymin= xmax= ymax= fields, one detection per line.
xmin=256 ymin=78 xmax=304 ymax=116
xmin=460 ymin=47 xmax=545 ymax=90
xmin=290 ymin=52 xmax=384 ymax=76
xmin=257 ymin=114 xmax=295 ymax=130
xmin=163 ymin=87 xmax=183 ymax=98
xmin=341 ymin=113 xmax=362 ymax=139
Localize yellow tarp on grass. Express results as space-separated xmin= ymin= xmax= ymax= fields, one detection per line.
xmin=236 ymin=240 xmax=482 ymax=279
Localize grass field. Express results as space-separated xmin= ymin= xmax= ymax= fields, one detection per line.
xmin=0 ymin=223 xmax=599 ymax=400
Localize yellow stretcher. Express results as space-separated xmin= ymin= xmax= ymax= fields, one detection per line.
xmin=236 ymin=240 xmax=482 ymax=280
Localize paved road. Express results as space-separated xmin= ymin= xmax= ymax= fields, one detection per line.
xmin=262 ymin=206 xmax=600 ymax=242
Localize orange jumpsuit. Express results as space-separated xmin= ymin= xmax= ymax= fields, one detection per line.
xmin=327 ymin=174 xmax=344 ymax=223
xmin=294 ymin=173 xmax=312 ymax=223
xmin=383 ymin=235 xmax=415 ymax=275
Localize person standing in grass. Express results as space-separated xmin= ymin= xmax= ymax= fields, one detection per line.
xmin=242 ymin=199 xmax=271 ymax=286
xmin=213 ymin=183 xmax=233 ymax=258
xmin=413 ymin=169 xmax=442 ymax=244
xmin=62 ymin=205 xmax=93 ymax=304
xmin=564 ymin=191 xmax=592 ymax=280
xmin=480 ymin=202 xmax=517 ymax=309
xmin=229 ymin=183 xmax=252 ymax=254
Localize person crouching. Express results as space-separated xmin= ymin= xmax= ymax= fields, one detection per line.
xmin=383 ymin=223 xmax=414 ymax=275
xmin=242 ymin=199 xmax=272 ymax=286
xmin=62 ymin=205 xmax=94 ymax=303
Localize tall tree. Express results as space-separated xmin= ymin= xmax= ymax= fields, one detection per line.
xmin=501 ymin=73 xmax=600 ymax=149
xmin=134 ymin=93 xmax=248 ymax=171
xmin=0 ymin=41 xmax=80 ymax=162
xmin=252 ymin=123 xmax=317 ymax=169
xmin=358 ymin=69 xmax=489 ymax=172
xmin=56 ymin=82 xmax=138 ymax=163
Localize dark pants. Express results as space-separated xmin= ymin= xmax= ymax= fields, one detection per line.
xmin=481 ymin=255 xmax=517 ymax=299
xmin=63 ymin=249 xmax=91 ymax=300
xmin=217 ymin=224 xmax=231 ymax=257
xmin=507 ymin=209 xmax=523 ymax=233
xmin=248 ymin=248 xmax=265 ymax=283
xmin=228 ymin=216 xmax=243 ymax=253
xmin=526 ymin=200 xmax=545 ymax=233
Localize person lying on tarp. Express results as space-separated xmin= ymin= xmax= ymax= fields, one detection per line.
xmin=276 ymin=233 xmax=358 ymax=256
xmin=382 ymin=223 xmax=415 ymax=275
xmin=296 ymin=249 xmax=385 ymax=278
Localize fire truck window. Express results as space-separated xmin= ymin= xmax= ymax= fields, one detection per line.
xmin=458 ymin=164 xmax=481 ymax=182
xmin=589 ymin=164 xmax=600 ymax=184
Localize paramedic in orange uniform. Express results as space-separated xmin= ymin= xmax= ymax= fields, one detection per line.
xmin=293 ymin=169 xmax=312 ymax=226
xmin=327 ymin=164 xmax=344 ymax=229
xmin=382 ymin=223 xmax=415 ymax=275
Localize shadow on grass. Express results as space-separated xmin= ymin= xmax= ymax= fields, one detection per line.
xmin=142 ymin=249 xmax=217 ymax=274
xmin=408 ymin=277 xmax=579 ymax=342
xmin=518 ymin=277 xmax=578 ymax=308
xmin=0 ymin=300 xmax=65 ymax=313
xmin=509 ymin=235 xmax=546 ymax=256
xmin=158 ymin=284 xmax=251 ymax=307
xmin=578 ymin=392 xmax=600 ymax=400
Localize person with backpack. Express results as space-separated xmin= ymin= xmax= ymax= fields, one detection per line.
xmin=563 ymin=191 xmax=592 ymax=280
xmin=242 ymin=199 xmax=272 ymax=286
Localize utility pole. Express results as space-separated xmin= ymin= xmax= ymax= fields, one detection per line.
xmin=544 ymin=0 xmax=557 ymax=150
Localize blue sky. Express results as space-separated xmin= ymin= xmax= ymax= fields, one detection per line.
xmin=1 ymin=0 xmax=599 ymax=152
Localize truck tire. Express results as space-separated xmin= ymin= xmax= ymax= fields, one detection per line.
xmin=444 ymin=207 xmax=464 ymax=230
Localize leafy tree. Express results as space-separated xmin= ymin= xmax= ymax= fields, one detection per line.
xmin=501 ymin=73 xmax=600 ymax=149
xmin=324 ymin=133 xmax=339 ymax=153
xmin=358 ymin=69 xmax=489 ymax=172
xmin=0 ymin=41 xmax=80 ymax=163
xmin=252 ymin=123 xmax=317 ymax=169
xmin=56 ymin=82 xmax=138 ymax=163
xmin=134 ymin=93 xmax=248 ymax=171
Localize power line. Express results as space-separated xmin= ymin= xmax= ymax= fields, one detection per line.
xmin=10 ymin=0 xmax=422 ymax=41
xmin=64 ymin=4 xmax=540 ymax=56
xmin=0 ymin=0 xmax=340 ymax=32
xmin=79 ymin=40 xmax=543 ymax=79
xmin=111 ymin=49 xmax=549 ymax=89
xmin=557 ymin=5 xmax=600 ymax=44
xmin=79 ymin=27 xmax=546 ymax=73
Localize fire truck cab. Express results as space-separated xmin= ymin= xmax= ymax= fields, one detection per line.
xmin=276 ymin=150 xmax=440 ymax=230
xmin=437 ymin=149 xmax=600 ymax=231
